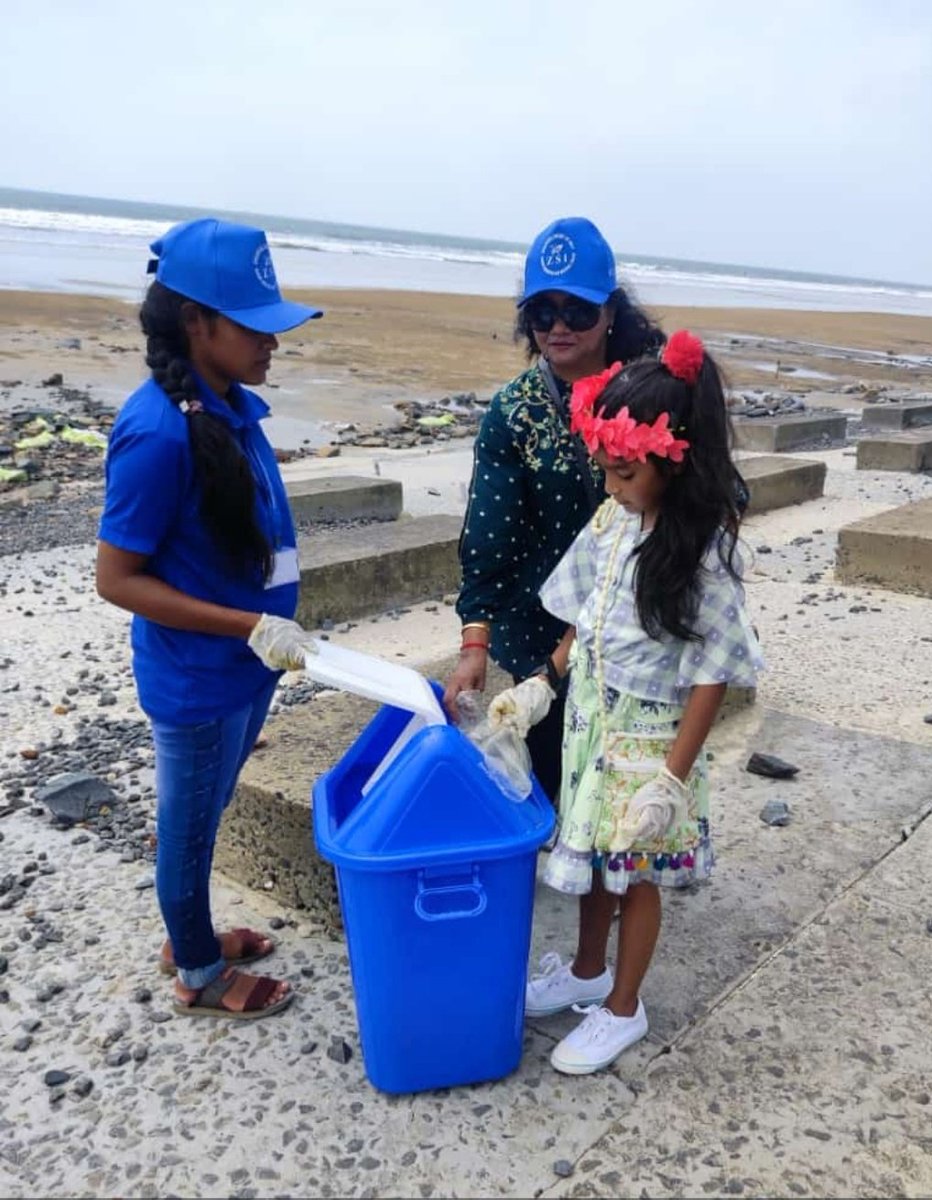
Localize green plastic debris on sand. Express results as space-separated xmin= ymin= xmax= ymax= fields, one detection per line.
xmin=61 ymin=426 xmax=107 ymax=449
xmin=415 ymin=413 xmax=455 ymax=428
xmin=0 ymin=466 xmax=27 ymax=485
xmin=21 ymin=416 xmax=51 ymax=437
xmin=14 ymin=430 xmax=54 ymax=450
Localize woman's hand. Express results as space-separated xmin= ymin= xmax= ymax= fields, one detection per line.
xmin=443 ymin=648 xmax=488 ymax=720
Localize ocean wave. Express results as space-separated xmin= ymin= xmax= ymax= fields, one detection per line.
xmin=0 ymin=207 xmax=524 ymax=270
xmin=2 ymin=200 xmax=931 ymax=314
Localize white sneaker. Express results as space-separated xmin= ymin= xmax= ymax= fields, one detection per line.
xmin=525 ymin=952 xmax=613 ymax=1018
xmin=550 ymin=999 xmax=648 ymax=1074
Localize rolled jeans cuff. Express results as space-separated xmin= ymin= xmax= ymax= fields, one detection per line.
xmin=177 ymin=955 xmax=226 ymax=990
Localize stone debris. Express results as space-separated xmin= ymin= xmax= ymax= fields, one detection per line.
xmin=760 ymin=799 xmax=792 ymax=827
xmin=731 ymin=391 xmax=809 ymax=419
xmin=326 ymin=1036 xmax=353 ymax=1065
xmin=35 ymin=770 xmax=117 ymax=826
xmin=336 ymin=393 xmax=488 ymax=450
xmin=746 ymin=752 xmax=800 ymax=780
xmin=0 ymin=388 xmax=114 ymax=500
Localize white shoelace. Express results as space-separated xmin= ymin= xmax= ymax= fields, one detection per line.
xmin=529 ymin=951 xmax=565 ymax=989
xmin=569 ymin=1003 xmax=620 ymax=1046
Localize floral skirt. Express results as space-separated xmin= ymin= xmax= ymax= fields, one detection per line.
xmin=541 ymin=648 xmax=714 ymax=896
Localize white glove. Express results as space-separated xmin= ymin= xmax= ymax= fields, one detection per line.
xmin=247 ymin=614 xmax=318 ymax=671
xmin=487 ymin=676 xmax=555 ymax=738
xmin=622 ymin=766 xmax=688 ymax=845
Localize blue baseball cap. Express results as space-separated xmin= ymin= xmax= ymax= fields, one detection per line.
xmin=147 ymin=218 xmax=322 ymax=334
xmin=520 ymin=216 xmax=617 ymax=307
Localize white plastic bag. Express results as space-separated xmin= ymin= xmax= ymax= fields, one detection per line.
xmin=456 ymin=691 xmax=533 ymax=802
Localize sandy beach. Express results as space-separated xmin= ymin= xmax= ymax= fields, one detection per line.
xmin=3 ymin=289 xmax=932 ymax=439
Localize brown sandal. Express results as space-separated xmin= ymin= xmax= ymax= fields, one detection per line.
xmin=158 ymin=927 xmax=276 ymax=977
xmin=173 ymin=967 xmax=293 ymax=1020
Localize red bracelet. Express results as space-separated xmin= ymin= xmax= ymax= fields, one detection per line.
xmin=461 ymin=641 xmax=489 ymax=651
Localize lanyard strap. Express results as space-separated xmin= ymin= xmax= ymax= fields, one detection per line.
xmin=538 ymin=358 xmax=601 ymax=517
xmin=242 ymin=431 xmax=285 ymax=551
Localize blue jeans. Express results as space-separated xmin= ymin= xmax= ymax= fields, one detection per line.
xmin=151 ymin=678 xmax=277 ymax=989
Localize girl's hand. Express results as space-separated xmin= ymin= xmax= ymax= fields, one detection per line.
xmin=487 ymin=676 xmax=555 ymax=737
xmin=443 ymin=649 xmax=488 ymax=720
xmin=247 ymin=614 xmax=318 ymax=671
xmin=624 ymin=767 xmax=687 ymax=843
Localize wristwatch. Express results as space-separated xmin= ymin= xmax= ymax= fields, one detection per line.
xmin=531 ymin=656 xmax=562 ymax=692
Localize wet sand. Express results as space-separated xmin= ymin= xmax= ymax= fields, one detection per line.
xmin=2 ymin=288 xmax=931 ymax=439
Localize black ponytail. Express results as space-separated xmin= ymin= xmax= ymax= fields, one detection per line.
xmin=596 ymin=352 xmax=744 ymax=642
xmin=140 ymin=281 xmax=272 ymax=581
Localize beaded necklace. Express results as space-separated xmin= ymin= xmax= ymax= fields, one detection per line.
xmin=590 ymin=500 xmax=630 ymax=768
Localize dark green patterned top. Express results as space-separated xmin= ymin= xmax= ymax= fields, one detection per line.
xmin=456 ymin=363 xmax=604 ymax=679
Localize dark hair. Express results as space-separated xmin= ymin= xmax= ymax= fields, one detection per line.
xmin=514 ymin=286 xmax=665 ymax=364
xmin=139 ymin=281 xmax=272 ymax=580
xmin=596 ymin=350 xmax=744 ymax=642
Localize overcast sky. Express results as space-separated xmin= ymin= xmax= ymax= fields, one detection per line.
xmin=2 ymin=0 xmax=930 ymax=283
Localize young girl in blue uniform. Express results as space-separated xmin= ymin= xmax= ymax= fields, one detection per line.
xmin=97 ymin=218 xmax=321 ymax=1019
xmin=488 ymin=332 xmax=763 ymax=1072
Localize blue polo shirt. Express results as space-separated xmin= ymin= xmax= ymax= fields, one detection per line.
xmin=99 ymin=375 xmax=299 ymax=725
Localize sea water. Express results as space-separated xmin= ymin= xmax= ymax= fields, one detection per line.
xmin=1 ymin=186 xmax=931 ymax=316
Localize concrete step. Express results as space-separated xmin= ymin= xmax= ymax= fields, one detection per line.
xmin=860 ymin=400 xmax=932 ymax=431
xmin=733 ymin=413 xmax=847 ymax=452
xmin=835 ymin=497 xmax=932 ymax=597
xmin=285 ymin=474 xmax=403 ymax=523
xmin=740 ymin=455 xmax=827 ymax=514
xmin=295 ymin=514 xmax=462 ymax=626
xmin=216 ymin=654 xmax=755 ymax=929
xmin=857 ymin=431 xmax=932 ymax=473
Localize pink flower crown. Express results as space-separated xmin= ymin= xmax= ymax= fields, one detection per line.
xmin=568 ymin=330 xmax=703 ymax=463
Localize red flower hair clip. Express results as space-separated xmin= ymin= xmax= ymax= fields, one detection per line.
xmin=569 ymin=361 xmax=690 ymax=464
xmin=661 ymin=329 xmax=704 ymax=385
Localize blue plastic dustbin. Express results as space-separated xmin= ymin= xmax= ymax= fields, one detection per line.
xmin=313 ymin=689 xmax=555 ymax=1094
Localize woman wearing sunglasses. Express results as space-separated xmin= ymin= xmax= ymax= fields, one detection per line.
xmin=443 ymin=217 xmax=664 ymax=803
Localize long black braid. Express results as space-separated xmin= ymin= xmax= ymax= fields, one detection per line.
xmin=140 ymin=281 xmax=272 ymax=581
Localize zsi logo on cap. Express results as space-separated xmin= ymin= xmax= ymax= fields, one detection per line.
xmin=540 ymin=233 xmax=576 ymax=277
xmin=253 ymin=242 xmax=278 ymax=291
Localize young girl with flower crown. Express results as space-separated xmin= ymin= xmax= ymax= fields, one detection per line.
xmin=487 ymin=331 xmax=763 ymax=1074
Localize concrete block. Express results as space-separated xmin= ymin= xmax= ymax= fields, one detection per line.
xmin=740 ymin=455 xmax=826 ymax=514
xmin=217 ymin=655 xmax=754 ymax=928
xmin=856 ymin=431 xmax=932 ymax=473
xmin=860 ymin=400 xmax=932 ymax=431
xmin=836 ymin=497 xmax=932 ymax=596
xmin=296 ymin=514 xmax=462 ymax=626
xmin=733 ymin=413 xmax=847 ymax=452
xmin=285 ymin=474 xmax=403 ymax=523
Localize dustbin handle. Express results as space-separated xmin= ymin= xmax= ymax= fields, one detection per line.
xmin=414 ymin=866 xmax=487 ymax=922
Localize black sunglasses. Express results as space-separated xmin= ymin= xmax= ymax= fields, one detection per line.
xmin=524 ymin=296 xmax=603 ymax=333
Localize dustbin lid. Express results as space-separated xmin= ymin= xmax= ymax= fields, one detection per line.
xmin=315 ymin=724 xmax=555 ymax=872
xmin=304 ymin=642 xmax=446 ymax=726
